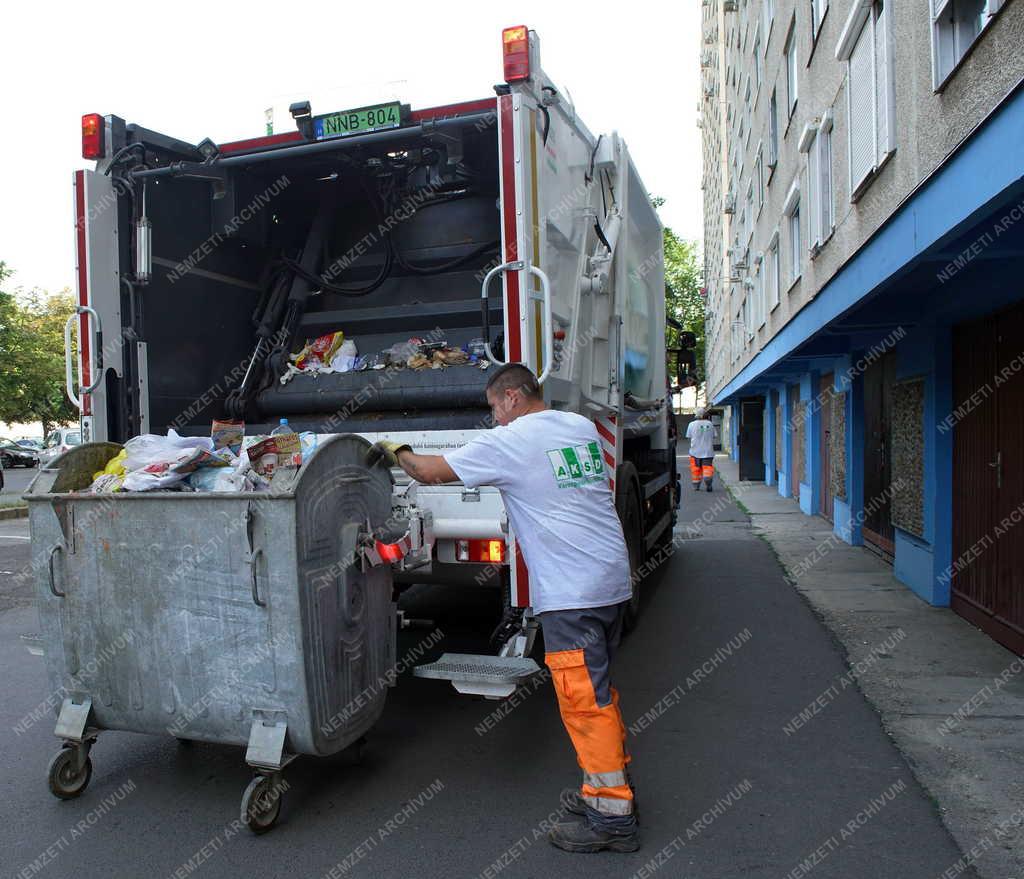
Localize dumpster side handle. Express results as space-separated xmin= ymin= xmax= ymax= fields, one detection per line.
xmin=48 ymin=545 xmax=66 ymax=598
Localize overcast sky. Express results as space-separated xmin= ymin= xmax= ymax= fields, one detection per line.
xmin=0 ymin=1 xmax=701 ymax=295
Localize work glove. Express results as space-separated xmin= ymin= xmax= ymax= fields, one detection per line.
xmin=365 ymin=440 xmax=412 ymax=468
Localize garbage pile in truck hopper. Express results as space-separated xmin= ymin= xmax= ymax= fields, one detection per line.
xmin=278 ymin=330 xmax=490 ymax=384
xmin=84 ymin=420 xmax=318 ymax=494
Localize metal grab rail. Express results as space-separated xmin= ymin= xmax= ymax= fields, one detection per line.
xmin=64 ymin=305 xmax=103 ymax=409
xmin=479 ymin=261 xmax=555 ymax=384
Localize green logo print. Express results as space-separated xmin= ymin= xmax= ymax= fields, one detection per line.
xmin=547 ymin=441 xmax=606 ymax=488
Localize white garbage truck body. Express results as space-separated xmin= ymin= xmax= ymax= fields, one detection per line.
xmin=66 ymin=26 xmax=678 ymax=623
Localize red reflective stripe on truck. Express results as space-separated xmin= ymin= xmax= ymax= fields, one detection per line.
xmin=219 ymin=132 xmax=303 ymax=155
xmin=499 ymin=94 xmax=522 ymax=361
xmin=410 ymin=98 xmax=495 ymax=122
xmin=74 ymin=170 xmax=92 ymax=416
xmin=595 ymin=421 xmax=615 ymax=445
xmin=514 ymin=539 xmax=529 ymax=606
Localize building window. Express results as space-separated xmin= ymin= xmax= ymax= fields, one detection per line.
xmin=754 ymin=260 xmax=766 ymax=328
xmin=754 ymin=34 xmax=764 ymax=90
xmin=766 ymin=234 xmax=781 ymax=310
xmin=746 ymin=184 xmax=754 ymax=242
xmin=784 ymin=23 xmax=798 ymax=118
xmin=783 ymin=181 xmax=801 ymax=285
xmin=755 ymin=148 xmax=765 ymax=212
xmin=768 ymin=90 xmax=779 ymax=167
xmin=932 ymin=0 xmax=1000 ymax=88
xmin=818 ymin=114 xmax=834 ymax=240
xmin=764 ymin=0 xmax=776 ymax=44
xmin=800 ymin=111 xmax=835 ymax=251
xmin=812 ymin=0 xmax=829 ymax=38
xmin=837 ymin=0 xmax=895 ymax=199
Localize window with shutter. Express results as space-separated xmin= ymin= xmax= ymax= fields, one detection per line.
xmin=818 ymin=118 xmax=834 ymax=238
xmin=767 ymin=236 xmax=781 ymax=310
xmin=785 ymin=25 xmax=798 ymax=116
xmin=874 ymin=0 xmax=894 ymax=157
xmin=840 ymin=0 xmax=895 ymax=199
xmin=847 ymin=20 xmax=875 ymax=194
xmin=806 ymin=130 xmax=821 ymax=250
xmin=790 ymin=205 xmax=801 ymax=283
xmin=769 ymin=91 xmax=780 ymax=166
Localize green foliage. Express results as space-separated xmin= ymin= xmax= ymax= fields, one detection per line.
xmin=0 ymin=262 xmax=78 ymax=435
xmin=652 ymin=199 xmax=705 ymax=381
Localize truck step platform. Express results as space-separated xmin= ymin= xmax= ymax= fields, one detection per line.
xmin=413 ymin=653 xmax=541 ymax=699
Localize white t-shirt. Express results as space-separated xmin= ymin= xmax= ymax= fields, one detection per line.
xmin=444 ymin=409 xmax=631 ymax=614
xmin=686 ymin=419 xmax=716 ymax=459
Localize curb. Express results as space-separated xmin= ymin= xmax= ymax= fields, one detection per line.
xmin=0 ymin=506 xmax=28 ymax=520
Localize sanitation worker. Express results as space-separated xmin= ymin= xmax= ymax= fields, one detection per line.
xmin=685 ymin=407 xmax=716 ymax=491
xmin=366 ymin=362 xmax=639 ymax=853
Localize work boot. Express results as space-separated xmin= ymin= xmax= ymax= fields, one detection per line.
xmin=693 ymin=482 xmax=701 ymax=491
xmin=705 ymin=479 xmax=713 ymax=492
xmin=548 ymin=817 xmax=640 ymax=853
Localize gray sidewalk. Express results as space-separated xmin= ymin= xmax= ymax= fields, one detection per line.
xmin=716 ymin=454 xmax=1024 ymax=879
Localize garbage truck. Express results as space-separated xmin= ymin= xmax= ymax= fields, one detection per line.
xmin=30 ymin=25 xmax=678 ymax=830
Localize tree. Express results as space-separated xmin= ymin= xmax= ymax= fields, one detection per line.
xmin=0 ymin=263 xmax=78 ymax=436
xmin=652 ymin=199 xmax=704 ymax=383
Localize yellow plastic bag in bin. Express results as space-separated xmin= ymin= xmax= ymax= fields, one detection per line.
xmin=92 ymin=448 xmax=128 ymax=482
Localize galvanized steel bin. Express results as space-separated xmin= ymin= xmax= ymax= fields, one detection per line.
xmin=25 ymin=433 xmax=397 ymax=831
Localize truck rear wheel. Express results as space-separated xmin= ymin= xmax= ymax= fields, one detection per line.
xmin=615 ymin=463 xmax=643 ymax=632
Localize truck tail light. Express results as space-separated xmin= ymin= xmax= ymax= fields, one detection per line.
xmin=82 ymin=114 xmax=104 ymax=159
xmin=456 ymin=539 xmax=507 ymax=564
xmin=502 ymin=26 xmax=530 ymax=82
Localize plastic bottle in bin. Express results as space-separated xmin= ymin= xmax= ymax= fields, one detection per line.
xmin=269 ymin=418 xmax=303 ymax=469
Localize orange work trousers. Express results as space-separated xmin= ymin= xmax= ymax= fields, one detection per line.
xmin=539 ymin=603 xmax=634 ymax=816
xmin=690 ymin=456 xmax=714 ymax=484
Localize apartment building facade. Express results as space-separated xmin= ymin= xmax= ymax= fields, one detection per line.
xmin=700 ymin=0 xmax=1024 ymax=654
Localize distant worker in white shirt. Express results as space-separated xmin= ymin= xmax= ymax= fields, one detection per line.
xmin=685 ymin=408 xmax=716 ymax=492
xmin=366 ymin=363 xmax=639 ymax=854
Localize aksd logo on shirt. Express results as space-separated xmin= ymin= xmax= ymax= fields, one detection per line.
xmin=546 ymin=441 xmax=605 ymax=488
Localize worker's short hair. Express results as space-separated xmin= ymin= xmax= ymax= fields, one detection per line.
xmin=695 ymin=407 xmax=706 ymax=419
xmin=485 ymin=363 xmax=542 ymax=400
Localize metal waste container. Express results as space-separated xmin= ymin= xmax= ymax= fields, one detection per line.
xmin=25 ymin=433 xmax=398 ymax=832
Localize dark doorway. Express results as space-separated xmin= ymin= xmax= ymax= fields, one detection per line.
xmin=770 ymin=389 xmax=780 ymax=483
xmin=819 ymin=373 xmax=835 ymax=523
xmin=952 ymin=301 xmax=1024 ymax=656
xmin=738 ymin=397 xmax=765 ymax=481
xmin=788 ymin=384 xmax=802 ymax=499
xmin=862 ymin=351 xmax=896 ymax=559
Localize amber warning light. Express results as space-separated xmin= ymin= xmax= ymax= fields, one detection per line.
xmin=82 ymin=114 xmax=104 ymax=160
xmin=502 ymin=25 xmax=530 ymax=82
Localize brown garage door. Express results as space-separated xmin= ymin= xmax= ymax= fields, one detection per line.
xmin=952 ymin=301 xmax=1024 ymax=656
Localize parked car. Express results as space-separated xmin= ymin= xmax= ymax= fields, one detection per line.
xmin=16 ymin=438 xmax=44 ymax=451
xmin=0 ymin=440 xmax=39 ymax=468
xmin=39 ymin=428 xmax=81 ymax=466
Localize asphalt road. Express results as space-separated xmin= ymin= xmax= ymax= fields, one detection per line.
xmin=1 ymin=464 xmax=37 ymax=496
xmin=0 ymin=465 xmax=973 ymax=879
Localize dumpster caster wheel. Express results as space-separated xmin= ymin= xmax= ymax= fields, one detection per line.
xmin=241 ymin=775 xmax=282 ymax=834
xmin=47 ymin=747 xmax=92 ymax=800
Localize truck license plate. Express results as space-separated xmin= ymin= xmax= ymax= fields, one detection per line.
xmin=314 ymin=102 xmax=402 ymax=140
